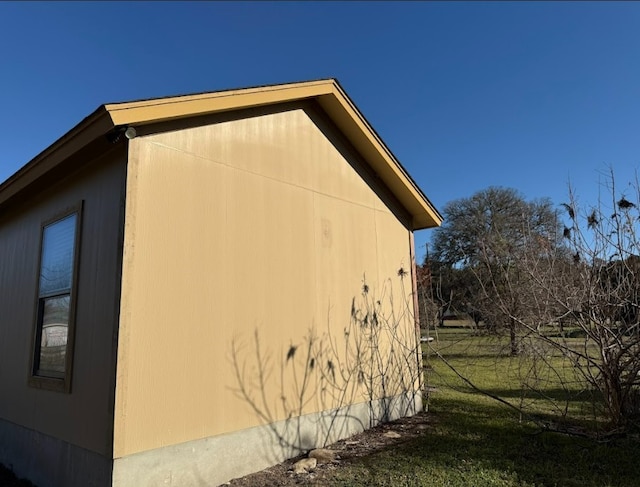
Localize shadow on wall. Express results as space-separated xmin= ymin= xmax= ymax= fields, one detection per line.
xmin=229 ymin=271 xmax=423 ymax=463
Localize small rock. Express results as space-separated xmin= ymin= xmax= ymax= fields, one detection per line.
xmin=383 ymin=431 xmax=402 ymax=439
xmin=309 ymin=448 xmax=337 ymax=464
xmin=293 ymin=457 xmax=317 ymax=474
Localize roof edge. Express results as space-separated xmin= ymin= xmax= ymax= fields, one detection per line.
xmin=319 ymin=82 xmax=443 ymax=229
xmin=0 ymin=106 xmax=115 ymax=208
xmin=104 ymin=79 xmax=337 ymax=127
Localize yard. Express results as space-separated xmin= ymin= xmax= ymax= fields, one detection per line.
xmin=4 ymin=325 xmax=640 ymax=486
xmin=324 ymin=325 xmax=640 ymax=486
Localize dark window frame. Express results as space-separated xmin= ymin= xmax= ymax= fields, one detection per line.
xmin=28 ymin=201 xmax=83 ymax=393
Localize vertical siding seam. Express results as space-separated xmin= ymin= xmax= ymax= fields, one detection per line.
xmin=311 ymin=191 xmax=318 ymax=325
xmin=373 ymin=207 xmax=380 ymax=293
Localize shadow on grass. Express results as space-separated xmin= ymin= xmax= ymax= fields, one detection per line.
xmin=325 ymin=397 xmax=640 ymax=487
xmin=435 ymin=353 xmax=515 ymax=360
xmin=480 ymin=387 xmax=595 ymax=403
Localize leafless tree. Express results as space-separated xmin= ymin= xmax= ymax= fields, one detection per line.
xmin=429 ymin=187 xmax=561 ymax=354
xmin=475 ymin=171 xmax=640 ymax=429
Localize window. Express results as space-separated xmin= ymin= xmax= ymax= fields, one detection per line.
xmin=30 ymin=204 xmax=82 ymax=392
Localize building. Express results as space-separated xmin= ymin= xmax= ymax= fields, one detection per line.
xmin=0 ymin=79 xmax=441 ymax=487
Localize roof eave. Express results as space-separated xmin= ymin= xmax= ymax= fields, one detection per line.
xmin=316 ymin=83 xmax=442 ymax=230
xmin=0 ymin=107 xmax=115 ymax=209
xmin=104 ymin=79 xmax=337 ymax=127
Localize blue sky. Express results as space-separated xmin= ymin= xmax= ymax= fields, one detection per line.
xmin=1 ymin=2 xmax=639 ymax=260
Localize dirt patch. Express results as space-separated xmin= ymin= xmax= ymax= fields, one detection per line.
xmin=225 ymin=411 xmax=435 ymax=486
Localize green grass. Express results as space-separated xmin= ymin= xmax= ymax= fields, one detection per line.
xmin=323 ymin=326 xmax=640 ymax=486
xmin=424 ymin=326 xmax=602 ymax=427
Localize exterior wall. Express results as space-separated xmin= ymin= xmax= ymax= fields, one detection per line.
xmin=114 ymin=105 xmax=420 ymax=481
xmin=0 ymin=420 xmax=111 ymax=487
xmin=0 ymin=148 xmax=127 ymax=486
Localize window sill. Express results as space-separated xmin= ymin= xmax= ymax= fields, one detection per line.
xmin=28 ymin=375 xmax=70 ymax=393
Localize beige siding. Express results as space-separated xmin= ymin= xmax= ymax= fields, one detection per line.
xmin=114 ymin=107 xmax=418 ymax=457
xmin=0 ymin=149 xmax=126 ymax=456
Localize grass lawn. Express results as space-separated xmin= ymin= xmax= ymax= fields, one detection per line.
xmin=323 ymin=325 xmax=640 ymax=486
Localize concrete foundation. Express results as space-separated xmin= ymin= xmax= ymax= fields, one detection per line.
xmin=112 ymin=392 xmax=422 ymax=487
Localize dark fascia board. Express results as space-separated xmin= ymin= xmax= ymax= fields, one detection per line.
xmin=0 ymin=107 xmax=114 ymax=211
